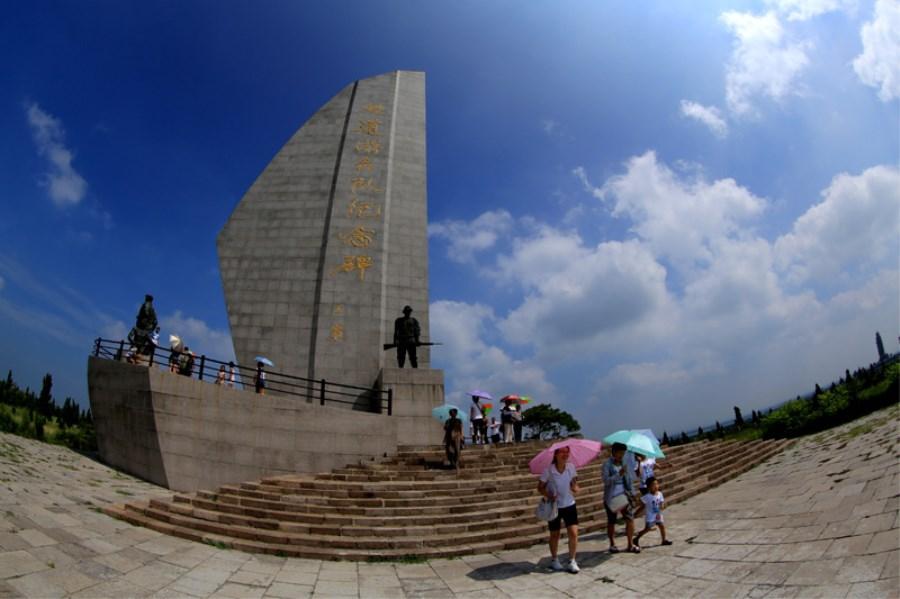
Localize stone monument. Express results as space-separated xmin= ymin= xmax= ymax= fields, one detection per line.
xmin=217 ymin=70 xmax=431 ymax=391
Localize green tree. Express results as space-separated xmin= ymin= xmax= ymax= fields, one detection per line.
xmin=522 ymin=404 xmax=581 ymax=439
xmin=37 ymin=374 xmax=54 ymax=419
xmin=733 ymin=406 xmax=744 ymax=429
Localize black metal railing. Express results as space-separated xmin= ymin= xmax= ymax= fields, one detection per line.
xmin=92 ymin=338 xmax=392 ymax=415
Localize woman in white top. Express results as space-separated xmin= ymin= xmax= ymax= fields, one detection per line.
xmin=537 ymin=446 xmax=581 ymax=573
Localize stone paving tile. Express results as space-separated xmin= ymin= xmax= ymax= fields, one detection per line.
xmin=263 ymin=581 xmax=313 ymax=598
xmin=784 ymin=557 xmax=845 ymax=586
xmin=6 ymin=569 xmax=67 ymax=598
xmin=794 ymin=583 xmax=851 ymax=598
xmin=834 ymin=552 xmax=890 ymax=584
xmin=0 ymin=549 xmax=49 ymax=579
xmin=845 ymin=577 xmax=899 ymax=598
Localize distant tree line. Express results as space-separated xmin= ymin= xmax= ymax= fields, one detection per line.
xmin=0 ymin=370 xmax=96 ymax=451
xmin=661 ymin=354 xmax=899 ymax=445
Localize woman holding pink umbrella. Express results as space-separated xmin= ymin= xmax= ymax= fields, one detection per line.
xmin=531 ymin=438 xmax=602 ymax=574
xmin=538 ymin=445 xmax=581 ymax=573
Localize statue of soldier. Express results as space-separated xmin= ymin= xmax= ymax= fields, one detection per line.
xmin=393 ymin=305 xmax=420 ymax=368
xmin=128 ymin=294 xmax=158 ymax=357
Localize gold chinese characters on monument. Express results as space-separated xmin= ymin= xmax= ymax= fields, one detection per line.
xmin=329 ymin=101 xmax=387 ymax=341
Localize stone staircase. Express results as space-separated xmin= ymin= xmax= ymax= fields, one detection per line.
xmin=104 ymin=436 xmax=792 ymax=561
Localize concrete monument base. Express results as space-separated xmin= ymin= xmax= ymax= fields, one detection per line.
xmin=88 ymin=357 xmax=404 ymax=492
xmin=378 ymin=367 xmax=444 ymax=447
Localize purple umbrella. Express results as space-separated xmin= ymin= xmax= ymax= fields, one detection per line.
xmin=469 ymin=389 xmax=493 ymax=400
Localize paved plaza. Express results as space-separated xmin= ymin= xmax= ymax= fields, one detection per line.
xmin=0 ymin=405 xmax=896 ymax=598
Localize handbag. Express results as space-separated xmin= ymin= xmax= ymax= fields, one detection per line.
xmin=535 ymin=497 xmax=558 ymax=521
xmin=607 ymin=493 xmax=629 ymax=513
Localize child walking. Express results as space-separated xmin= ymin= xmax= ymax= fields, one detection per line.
xmin=633 ymin=477 xmax=673 ymax=548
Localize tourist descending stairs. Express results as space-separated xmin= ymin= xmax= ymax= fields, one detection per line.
xmin=105 ymin=437 xmax=792 ymax=561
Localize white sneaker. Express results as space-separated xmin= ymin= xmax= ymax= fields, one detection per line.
xmin=549 ymin=558 xmax=564 ymax=571
xmin=567 ymin=559 xmax=580 ymax=573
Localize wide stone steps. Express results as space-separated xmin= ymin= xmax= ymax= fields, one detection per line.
xmin=105 ymin=436 xmax=792 ymax=560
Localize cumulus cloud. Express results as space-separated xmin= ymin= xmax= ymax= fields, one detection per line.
xmin=432 ymin=155 xmax=898 ymax=436
xmin=720 ymin=11 xmax=810 ymax=115
xmin=160 ymin=310 xmax=236 ymax=363
xmin=428 ymin=209 xmax=513 ymax=263
xmin=430 ymin=300 xmax=558 ymax=407
xmin=774 ymin=165 xmax=900 ymax=284
xmin=764 ymin=0 xmax=857 ymax=21
xmin=497 ymin=234 xmax=675 ymax=356
xmin=852 ymin=0 xmax=900 ymax=102
xmin=25 ymin=103 xmax=88 ymax=207
xmin=541 ymin=119 xmax=559 ymax=136
xmin=679 ymin=100 xmax=729 ymax=138
xmin=581 ymin=151 xmax=766 ymax=270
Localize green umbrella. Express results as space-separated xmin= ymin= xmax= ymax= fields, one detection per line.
xmin=603 ymin=429 xmax=666 ymax=459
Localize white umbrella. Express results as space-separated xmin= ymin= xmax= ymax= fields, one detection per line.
xmin=169 ymin=335 xmax=183 ymax=352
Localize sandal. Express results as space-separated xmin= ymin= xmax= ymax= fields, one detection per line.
xmin=661 ymin=540 xmax=673 ymax=546
xmin=628 ymin=546 xmax=641 ymax=553
xmin=608 ymin=546 xmax=620 ymax=554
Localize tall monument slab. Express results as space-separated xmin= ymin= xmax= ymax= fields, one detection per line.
xmin=218 ymin=71 xmax=431 ymax=390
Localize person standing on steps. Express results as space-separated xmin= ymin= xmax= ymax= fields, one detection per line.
xmin=443 ymin=408 xmax=463 ymax=470
xmin=393 ymin=305 xmax=420 ymax=368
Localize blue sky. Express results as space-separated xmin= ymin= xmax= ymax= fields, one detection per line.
xmin=0 ymin=1 xmax=897 ymax=439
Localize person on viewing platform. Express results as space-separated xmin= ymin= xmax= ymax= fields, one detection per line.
xmin=539 ymin=445 xmax=581 ymax=573
xmin=443 ymin=408 xmax=463 ymax=470
xmin=178 ymin=348 xmax=195 ymax=377
xmin=227 ymin=361 xmax=236 ymax=387
xmin=169 ymin=346 xmax=181 ymax=373
xmin=603 ymin=442 xmax=639 ymax=553
xmin=215 ymin=365 xmax=226 ymax=385
xmin=254 ymin=361 xmax=266 ymax=395
xmin=633 ymin=477 xmax=672 ymax=548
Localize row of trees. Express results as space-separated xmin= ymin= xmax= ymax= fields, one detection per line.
xmin=0 ymin=370 xmax=96 ymax=451
xmin=660 ymin=355 xmax=899 ymax=445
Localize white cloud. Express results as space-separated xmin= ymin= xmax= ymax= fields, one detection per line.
xmin=764 ymin=0 xmax=857 ymax=21
xmin=585 ymin=151 xmax=766 ymax=270
xmin=432 ymin=155 xmax=899 ymax=437
xmin=430 ymin=299 xmax=558 ymax=408
xmin=428 ymin=209 xmax=513 ymax=263
xmin=541 ymin=119 xmax=559 ymax=136
xmin=160 ymin=311 xmax=235 ymax=363
xmin=720 ymin=11 xmax=810 ymax=115
xmin=25 ymin=103 xmax=88 ymax=207
xmin=679 ymin=100 xmax=729 ymax=138
xmin=497 ymin=234 xmax=675 ymax=355
xmin=100 ymin=320 xmax=129 ymax=341
xmin=774 ymin=165 xmax=900 ymax=284
xmin=853 ymin=0 xmax=900 ymax=102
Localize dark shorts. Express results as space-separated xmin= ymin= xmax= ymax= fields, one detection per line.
xmin=548 ymin=504 xmax=579 ymax=531
xmin=605 ymin=498 xmax=634 ymax=524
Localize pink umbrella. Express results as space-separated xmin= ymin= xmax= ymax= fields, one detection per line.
xmin=529 ymin=438 xmax=603 ymax=475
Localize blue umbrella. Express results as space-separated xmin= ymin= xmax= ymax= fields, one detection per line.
xmin=469 ymin=389 xmax=493 ymax=400
xmin=254 ymin=356 xmax=274 ymax=367
xmin=432 ymin=404 xmax=469 ymax=426
xmin=603 ymin=429 xmax=666 ymax=459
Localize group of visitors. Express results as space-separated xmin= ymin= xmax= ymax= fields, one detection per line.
xmin=469 ymin=395 xmax=523 ymax=444
xmin=539 ymin=441 xmax=672 ymax=574
xmin=125 ymin=294 xmax=249 ymax=389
